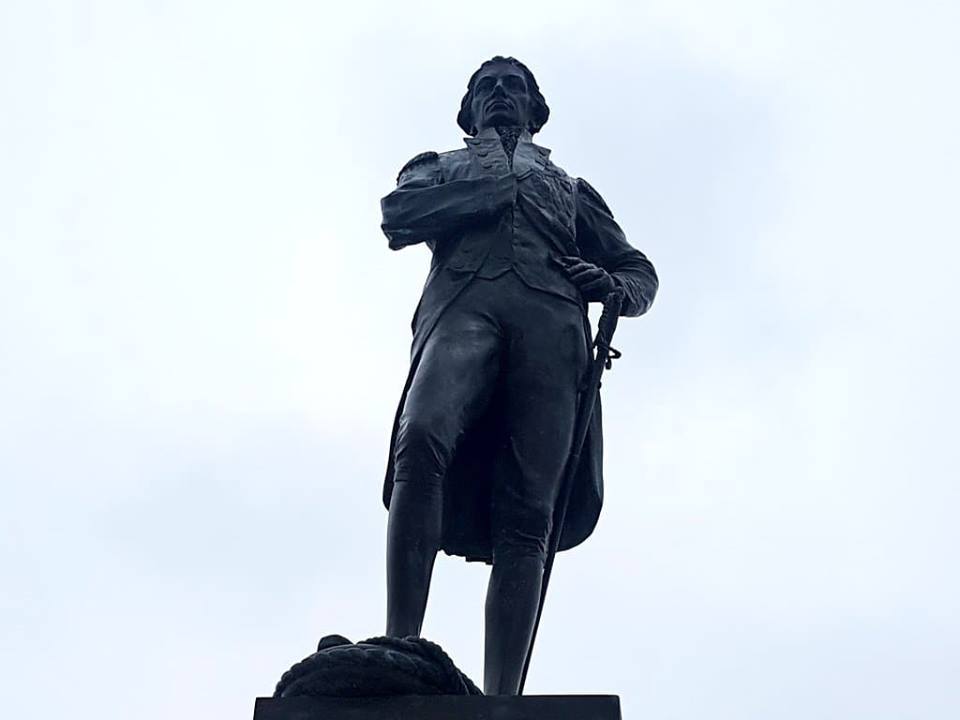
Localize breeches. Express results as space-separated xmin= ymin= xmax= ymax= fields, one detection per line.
xmin=393 ymin=271 xmax=589 ymax=564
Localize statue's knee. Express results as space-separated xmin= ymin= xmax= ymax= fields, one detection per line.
xmin=492 ymin=513 xmax=553 ymax=567
xmin=394 ymin=414 xmax=450 ymax=478
xmin=492 ymin=539 xmax=548 ymax=567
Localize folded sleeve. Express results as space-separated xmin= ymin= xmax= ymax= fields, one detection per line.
xmin=381 ymin=153 xmax=516 ymax=250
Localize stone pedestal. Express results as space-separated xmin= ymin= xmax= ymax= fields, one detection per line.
xmin=253 ymin=694 xmax=621 ymax=720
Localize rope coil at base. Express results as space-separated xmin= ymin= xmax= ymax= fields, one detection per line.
xmin=274 ymin=635 xmax=483 ymax=698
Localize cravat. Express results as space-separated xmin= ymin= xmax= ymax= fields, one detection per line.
xmin=496 ymin=126 xmax=523 ymax=169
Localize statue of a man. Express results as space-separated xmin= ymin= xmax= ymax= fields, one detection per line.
xmin=380 ymin=56 xmax=658 ymax=695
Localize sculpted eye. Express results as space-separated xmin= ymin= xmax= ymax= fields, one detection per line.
xmin=476 ymin=77 xmax=495 ymax=93
xmin=504 ymin=76 xmax=525 ymax=91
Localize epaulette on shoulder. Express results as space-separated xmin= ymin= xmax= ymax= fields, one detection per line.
xmin=576 ymin=177 xmax=613 ymax=214
xmin=397 ymin=151 xmax=439 ymax=182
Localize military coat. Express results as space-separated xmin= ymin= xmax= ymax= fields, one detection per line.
xmin=380 ymin=128 xmax=657 ymax=563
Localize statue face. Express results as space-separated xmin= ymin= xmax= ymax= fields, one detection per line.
xmin=469 ymin=61 xmax=533 ymax=133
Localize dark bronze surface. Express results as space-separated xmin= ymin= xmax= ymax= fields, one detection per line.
xmin=273 ymin=635 xmax=481 ymax=699
xmin=381 ymin=56 xmax=658 ymax=695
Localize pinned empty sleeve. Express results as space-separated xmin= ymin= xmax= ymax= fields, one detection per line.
xmin=397 ymin=151 xmax=441 ymax=186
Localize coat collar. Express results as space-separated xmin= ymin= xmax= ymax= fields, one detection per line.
xmin=463 ymin=128 xmax=551 ymax=177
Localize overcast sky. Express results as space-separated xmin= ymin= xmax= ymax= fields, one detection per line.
xmin=2 ymin=1 xmax=958 ymax=718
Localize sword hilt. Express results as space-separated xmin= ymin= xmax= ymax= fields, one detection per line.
xmin=595 ymin=286 xmax=625 ymax=368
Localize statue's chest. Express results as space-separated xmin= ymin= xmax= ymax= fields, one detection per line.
xmin=445 ymin=145 xmax=576 ymax=230
xmin=520 ymin=166 xmax=576 ymax=231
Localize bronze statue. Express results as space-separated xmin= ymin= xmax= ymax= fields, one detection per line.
xmin=380 ymin=56 xmax=658 ymax=695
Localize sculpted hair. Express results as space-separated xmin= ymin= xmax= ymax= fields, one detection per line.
xmin=457 ymin=56 xmax=550 ymax=136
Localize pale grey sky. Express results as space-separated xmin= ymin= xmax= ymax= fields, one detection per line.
xmin=2 ymin=1 xmax=958 ymax=718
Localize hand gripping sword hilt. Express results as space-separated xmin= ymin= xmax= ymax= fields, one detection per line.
xmin=595 ymin=286 xmax=625 ymax=369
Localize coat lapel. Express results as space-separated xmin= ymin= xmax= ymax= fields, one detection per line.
xmin=464 ymin=128 xmax=509 ymax=176
xmin=513 ymin=132 xmax=549 ymax=179
xmin=464 ymin=128 xmax=551 ymax=178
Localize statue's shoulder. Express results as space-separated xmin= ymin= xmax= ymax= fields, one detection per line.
xmin=396 ymin=148 xmax=470 ymax=184
xmin=571 ymin=176 xmax=616 ymax=216
xmin=439 ymin=147 xmax=470 ymax=160
xmin=543 ymin=155 xmax=572 ymax=179
xmin=572 ymin=176 xmax=604 ymax=199
xmin=437 ymin=147 xmax=470 ymax=173
xmin=397 ymin=151 xmax=440 ymax=182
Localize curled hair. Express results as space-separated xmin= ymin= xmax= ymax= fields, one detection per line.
xmin=457 ymin=56 xmax=550 ymax=136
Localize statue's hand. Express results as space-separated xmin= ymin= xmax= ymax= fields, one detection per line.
xmin=560 ymin=256 xmax=616 ymax=302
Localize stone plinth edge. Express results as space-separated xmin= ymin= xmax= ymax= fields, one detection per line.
xmin=253 ymin=694 xmax=621 ymax=720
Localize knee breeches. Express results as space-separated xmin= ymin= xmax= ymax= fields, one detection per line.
xmin=393 ymin=272 xmax=588 ymax=564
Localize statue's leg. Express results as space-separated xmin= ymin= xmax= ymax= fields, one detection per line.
xmin=386 ymin=480 xmax=443 ymax=638
xmin=483 ymin=280 xmax=588 ymax=695
xmin=484 ymin=551 xmax=546 ymax=695
xmin=386 ymin=295 xmax=502 ymax=638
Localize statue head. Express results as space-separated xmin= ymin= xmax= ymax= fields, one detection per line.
xmin=457 ymin=56 xmax=550 ymax=136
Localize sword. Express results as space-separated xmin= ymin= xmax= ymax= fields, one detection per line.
xmin=518 ymin=286 xmax=625 ymax=695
